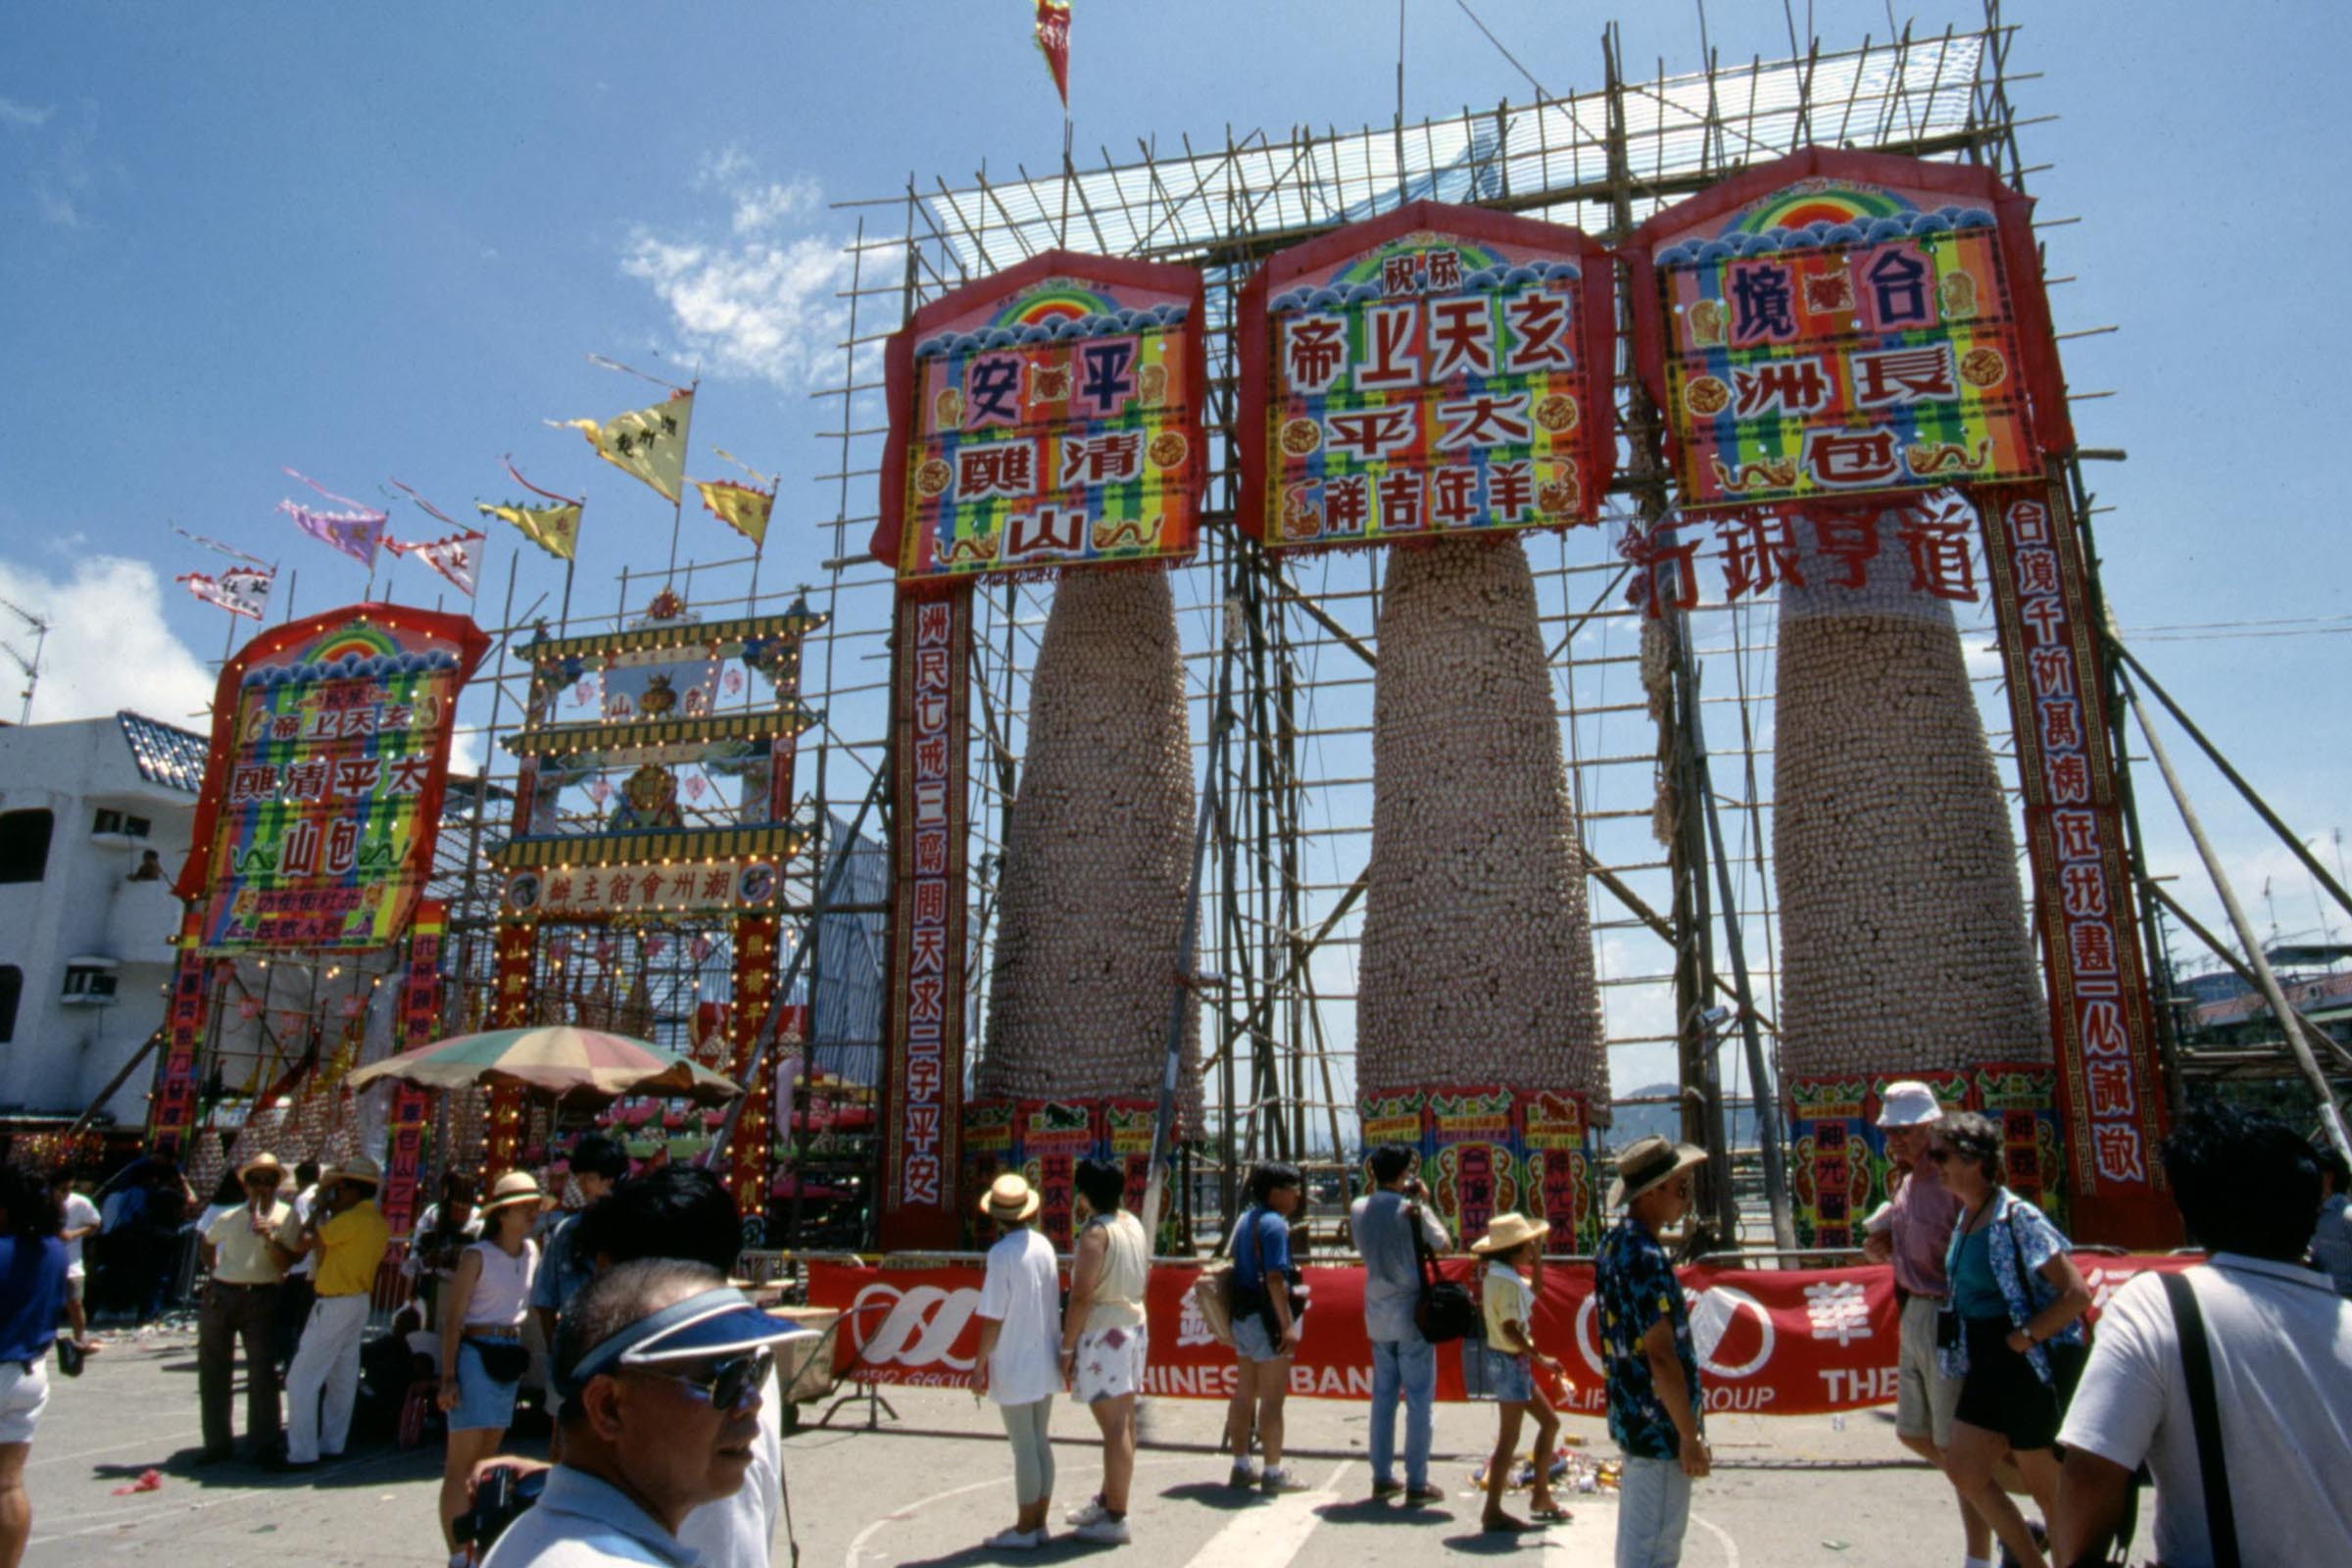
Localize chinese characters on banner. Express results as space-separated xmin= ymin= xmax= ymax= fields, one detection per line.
xmin=148 ymin=950 xmax=219 ymax=1156
xmin=872 ymin=250 xmax=1206 ymax=586
xmin=173 ymin=606 xmax=489 ymax=952
xmin=957 ymin=1098 xmax=1164 ymax=1250
xmin=1620 ymin=502 xmax=1986 ymax=620
xmin=380 ymin=905 xmax=446 ymax=1236
xmin=500 ymin=860 xmax=783 ymax=923
xmin=1982 ymin=481 xmax=2172 ymax=1246
xmin=879 ymin=593 xmax=969 ymax=1248
xmin=1238 ymin=201 xmax=1615 ymax=552
xmin=1625 ymin=149 xmax=2071 ymax=512
xmin=725 ymin=917 xmax=782 ymax=1226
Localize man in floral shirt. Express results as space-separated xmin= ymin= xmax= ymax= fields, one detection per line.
xmin=1596 ymin=1137 xmax=1711 ymax=1568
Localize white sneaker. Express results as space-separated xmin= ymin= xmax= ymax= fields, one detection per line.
xmin=1065 ymin=1495 xmax=1110 ymax=1527
xmin=1260 ymin=1466 xmax=1310 ymax=1494
xmin=1227 ymin=1462 xmax=1260 ymax=1489
xmin=985 ymin=1527 xmax=1044 ymax=1550
xmin=1073 ymin=1517 xmax=1131 ymax=1544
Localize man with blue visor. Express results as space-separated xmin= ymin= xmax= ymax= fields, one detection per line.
xmin=482 ymin=1258 xmax=812 ymax=1567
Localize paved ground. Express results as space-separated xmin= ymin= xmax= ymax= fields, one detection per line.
xmin=24 ymin=1323 xmax=1969 ymax=1566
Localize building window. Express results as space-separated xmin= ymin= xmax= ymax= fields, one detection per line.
xmin=0 ymin=966 xmax=18 ymax=1042
xmin=93 ymin=809 xmax=152 ymax=838
xmin=0 ymin=809 xmax=52 ymax=883
xmin=62 ymin=966 xmax=118 ymax=1000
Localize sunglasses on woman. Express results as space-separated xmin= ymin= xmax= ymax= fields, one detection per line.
xmin=626 ymin=1347 xmax=775 ymax=1413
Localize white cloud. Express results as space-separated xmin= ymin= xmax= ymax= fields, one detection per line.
xmin=625 ymin=150 xmax=867 ymax=391
xmin=0 ymin=554 xmax=215 ymax=724
xmin=0 ymin=97 xmax=53 ymax=129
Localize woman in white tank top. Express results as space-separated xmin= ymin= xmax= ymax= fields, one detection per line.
xmin=435 ymin=1170 xmax=543 ymax=1563
xmin=1057 ymin=1158 xmax=1153 ymax=1544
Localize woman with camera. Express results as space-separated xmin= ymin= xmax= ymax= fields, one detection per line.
xmin=437 ymin=1172 xmax=544 ymax=1567
xmin=1223 ymin=1162 xmax=1307 ymax=1494
xmin=1932 ymin=1111 xmax=2092 ymax=1568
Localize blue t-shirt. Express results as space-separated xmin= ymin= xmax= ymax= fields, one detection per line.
xmin=0 ymin=1236 xmax=68 ymax=1364
xmin=1949 ymin=1225 xmax=2005 ymax=1319
xmin=1596 ymin=1216 xmax=1701 ymax=1461
xmin=1229 ymin=1207 xmax=1292 ymax=1293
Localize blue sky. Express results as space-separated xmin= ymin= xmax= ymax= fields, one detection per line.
xmin=5 ymin=1 xmax=2349 ymax=1009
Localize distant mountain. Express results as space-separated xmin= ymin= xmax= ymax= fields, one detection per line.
xmin=1605 ymin=1082 xmax=1768 ymax=1152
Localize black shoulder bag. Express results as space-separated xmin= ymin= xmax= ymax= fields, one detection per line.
xmin=2001 ymin=1203 xmax=2090 ymax=1405
xmin=2158 ymin=1270 xmax=2238 ymax=1568
xmin=1406 ymin=1203 xmax=1477 ymax=1344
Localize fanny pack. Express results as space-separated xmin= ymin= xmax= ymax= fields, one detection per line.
xmin=466 ymin=1338 xmax=530 ymax=1383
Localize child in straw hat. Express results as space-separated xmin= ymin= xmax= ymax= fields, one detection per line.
xmin=1470 ymin=1212 xmax=1569 ymax=1533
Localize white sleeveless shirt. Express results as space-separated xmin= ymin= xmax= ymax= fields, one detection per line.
xmin=462 ymin=1238 xmax=538 ymax=1329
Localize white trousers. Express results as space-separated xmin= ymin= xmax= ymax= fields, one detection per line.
xmin=284 ymin=1292 xmax=368 ymax=1462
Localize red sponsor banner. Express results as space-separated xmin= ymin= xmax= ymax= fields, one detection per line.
xmin=1237 ymin=200 xmax=1617 ymax=552
xmin=149 ymin=948 xmax=219 ymax=1156
xmin=870 ymin=250 xmax=1207 ymax=587
xmin=380 ymin=902 xmax=446 ymax=1235
xmin=809 ymin=1253 xmax=2194 ymax=1412
xmin=1624 ymin=148 xmax=2071 ymax=512
xmin=1982 ymin=477 xmax=2173 ymax=1248
xmin=878 ymin=592 xmax=970 ymax=1248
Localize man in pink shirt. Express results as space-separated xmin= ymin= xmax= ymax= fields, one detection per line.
xmin=1863 ymin=1082 xmax=1995 ymax=1568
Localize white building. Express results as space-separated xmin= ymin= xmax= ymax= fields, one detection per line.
xmin=0 ymin=712 xmax=206 ymax=1129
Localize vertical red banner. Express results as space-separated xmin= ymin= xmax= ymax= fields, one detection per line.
xmin=149 ymin=946 xmax=217 ymax=1157
xmin=1981 ymin=475 xmax=2173 ymax=1247
xmin=726 ymin=914 xmax=780 ymax=1223
xmin=879 ymin=590 xmax=970 ymax=1249
xmin=486 ymin=920 xmax=535 ymax=1177
xmin=380 ymin=902 xmax=446 ymax=1236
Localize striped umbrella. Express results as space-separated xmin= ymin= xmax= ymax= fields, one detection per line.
xmin=346 ymin=1026 xmax=742 ymax=1106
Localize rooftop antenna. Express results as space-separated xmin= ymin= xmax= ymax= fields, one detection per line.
xmin=0 ymin=598 xmax=47 ymax=724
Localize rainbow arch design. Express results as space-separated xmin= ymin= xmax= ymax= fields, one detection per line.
xmin=1725 ymin=181 xmax=1912 ymax=236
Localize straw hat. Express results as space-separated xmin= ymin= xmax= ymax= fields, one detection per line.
xmin=1607 ymin=1137 xmax=1707 ymax=1208
xmin=1470 ymin=1212 xmax=1551 ymax=1255
xmin=978 ymin=1172 xmax=1041 ymax=1224
xmin=477 ymin=1170 xmax=546 ymax=1217
xmin=324 ymin=1155 xmax=382 ymax=1190
xmin=1876 ymin=1081 xmax=1943 ymax=1130
xmin=236 ymin=1152 xmax=287 ymax=1184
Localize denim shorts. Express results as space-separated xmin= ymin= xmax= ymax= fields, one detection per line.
xmin=1482 ymin=1346 xmax=1534 ymax=1403
xmin=451 ymin=1337 xmax=523 ymax=1432
xmin=1233 ymin=1311 xmax=1287 ymax=1363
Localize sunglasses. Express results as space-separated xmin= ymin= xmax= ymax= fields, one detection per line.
xmin=245 ymin=1175 xmax=283 ymax=1188
xmin=1926 ymin=1148 xmax=1969 ymax=1165
xmin=625 ymin=1347 xmax=774 ymax=1413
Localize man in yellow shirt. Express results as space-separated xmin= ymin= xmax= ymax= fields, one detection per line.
xmin=196 ymin=1152 xmax=290 ymax=1464
xmin=271 ymin=1156 xmax=390 ymax=1469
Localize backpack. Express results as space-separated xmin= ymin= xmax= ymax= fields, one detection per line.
xmin=1408 ymin=1203 xmax=1478 ymax=1344
xmin=1187 ymin=1257 xmax=1238 ymax=1348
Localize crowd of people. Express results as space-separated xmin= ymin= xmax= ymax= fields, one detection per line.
xmin=0 ymin=1100 xmax=2342 ymax=1567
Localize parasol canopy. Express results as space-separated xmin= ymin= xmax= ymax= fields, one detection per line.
xmin=346 ymin=1026 xmax=743 ymax=1105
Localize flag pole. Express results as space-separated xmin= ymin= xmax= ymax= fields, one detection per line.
xmin=663 ymin=374 xmax=701 ymax=588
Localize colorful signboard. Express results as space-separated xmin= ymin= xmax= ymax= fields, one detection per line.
xmin=1357 ymin=1084 xmax=1601 ymax=1253
xmin=380 ymin=904 xmax=447 ymax=1236
xmin=1982 ymin=479 xmax=2173 ymax=1247
xmin=496 ymin=592 xmax=824 ymax=911
xmin=1237 ymin=201 xmax=1615 ymax=553
xmin=959 ymin=1097 xmax=1168 ymax=1250
xmin=872 ymin=249 xmax=1207 ymax=587
xmin=1788 ymin=1068 xmax=2065 ymax=1248
xmin=878 ymin=592 xmax=970 ymax=1249
xmin=1625 ymin=149 xmax=2072 ymax=511
xmin=174 ymin=605 xmax=488 ymax=952
xmin=148 ymin=949 xmax=218 ymax=1156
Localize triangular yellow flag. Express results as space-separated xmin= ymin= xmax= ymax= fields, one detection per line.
xmin=477 ymin=501 xmax=582 ymax=563
xmin=694 ymin=478 xmax=773 ymax=549
xmin=562 ymin=390 xmax=694 ymax=504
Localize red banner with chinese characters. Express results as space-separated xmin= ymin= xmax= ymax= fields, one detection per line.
xmin=1981 ymin=477 xmax=2173 ymax=1248
xmin=174 ymin=604 xmax=488 ymax=952
xmin=725 ymin=916 xmax=782 ymax=1224
xmin=1237 ymin=201 xmax=1616 ymax=552
xmin=878 ymin=592 xmax=970 ymax=1248
xmin=808 ymin=1252 xmax=2194 ymax=1411
xmin=872 ymin=250 xmax=1206 ymax=588
xmin=380 ymin=903 xmax=446 ymax=1236
xmin=148 ymin=947 xmax=218 ymax=1156
xmin=1624 ymin=149 xmax=2071 ymax=512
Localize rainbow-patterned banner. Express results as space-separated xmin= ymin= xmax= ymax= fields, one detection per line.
xmin=872 ymin=249 xmax=1206 ymax=588
xmin=173 ymin=605 xmax=489 ymax=952
xmin=1238 ymin=201 xmax=1616 ymax=553
xmin=1625 ymin=149 xmax=2073 ymax=511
